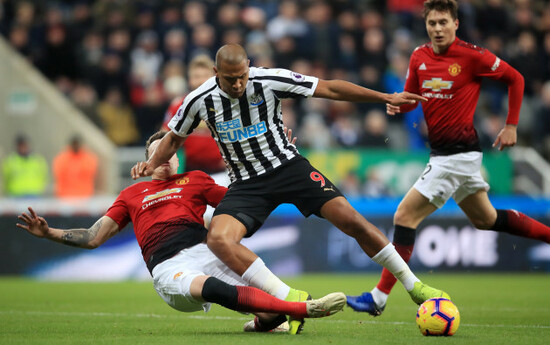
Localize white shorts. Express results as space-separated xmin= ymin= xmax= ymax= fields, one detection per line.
xmin=412 ymin=151 xmax=490 ymax=208
xmin=152 ymin=243 xmax=246 ymax=313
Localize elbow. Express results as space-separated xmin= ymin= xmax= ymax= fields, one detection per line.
xmin=86 ymin=240 xmax=101 ymax=249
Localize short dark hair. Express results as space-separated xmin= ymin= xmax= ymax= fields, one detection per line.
xmin=423 ymin=0 xmax=458 ymax=21
xmin=145 ymin=130 xmax=168 ymax=160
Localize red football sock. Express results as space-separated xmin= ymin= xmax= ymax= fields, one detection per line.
xmin=497 ymin=210 xmax=550 ymax=243
xmin=236 ymin=286 xmax=307 ymax=318
xmin=376 ymin=225 xmax=416 ymax=294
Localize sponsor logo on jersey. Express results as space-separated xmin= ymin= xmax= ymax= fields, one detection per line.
xmin=419 ymin=63 xmax=427 ymax=70
xmin=216 ymin=118 xmax=268 ymax=143
xmin=142 ymin=188 xmax=183 ymax=202
xmin=421 ymin=92 xmax=454 ymax=99
xmin=422 ymin=78 xmax=453 ymax=92
xmin=249 ymin=93 xmax=264 ymax=106
xmin=175 ymin=177 xmax=189 ymax=185
xmin=448 ymin=63 xmax=461 ymax=76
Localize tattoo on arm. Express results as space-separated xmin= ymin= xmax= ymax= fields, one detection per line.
xmin=60 ymin=218 xmax=103 ymax=248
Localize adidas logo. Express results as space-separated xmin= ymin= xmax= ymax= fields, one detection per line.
xmin=419 ymin=63 xmax=427 ymax=70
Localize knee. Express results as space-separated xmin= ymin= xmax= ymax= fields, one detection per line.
xmin=470 ymin=217 xmax=495 ymax=230
xmin=206 ymin=219 xmax=245 ymax=250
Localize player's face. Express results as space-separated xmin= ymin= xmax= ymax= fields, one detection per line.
xmin=214 ymin=59 xmax=250 ymax=99
xmin=425 ymin=10 xmax=458 ymax=54
xmin=148 ymin=139 xmax=179 ymax=179
xmin=188 ymin=66 xmax=214 ymax=91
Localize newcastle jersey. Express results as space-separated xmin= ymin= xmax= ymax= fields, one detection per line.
xmin=168 ymin=67 xmax=319 ymax=182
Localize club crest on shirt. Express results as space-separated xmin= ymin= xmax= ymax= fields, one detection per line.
xmin=249 ymin=93 xmax=264 ymax=106
xmin=448 ymin=63 xmax=461 ymax=77
xmin=175 ymin=177 xmax=189 ymax=185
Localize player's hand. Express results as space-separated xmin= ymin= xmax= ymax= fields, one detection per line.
xmin=386 ymin=103 xmax=401 ymax=116
xmin=17 ymin=207 xmax=50 ymax=238
xmin=284 ymin=126 xmax=297 ymax=145
xmin=492 ymin=124 xmax=517 ymax=151
xmin=131 ymin=161 xmax=155 ymax=180
xmin=387 ymin=92 xmax=427 ymax=106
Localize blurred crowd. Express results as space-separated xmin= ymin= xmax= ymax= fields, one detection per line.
xmin=1 ymin=0 xmax=550 ymax=158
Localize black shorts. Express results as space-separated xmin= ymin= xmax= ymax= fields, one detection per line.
xmin=213 ymin=156 xmax=343 ymax=237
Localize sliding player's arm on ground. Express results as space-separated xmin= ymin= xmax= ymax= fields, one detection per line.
xmin=16 ymin=207 xmax=119 ymax=249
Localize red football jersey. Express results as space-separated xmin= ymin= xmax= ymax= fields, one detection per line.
xmin=402 ymin=38 xmax=523 ymax=155
xmin=163 ymin=96 xmax=225 ymax=173
xmin=105 ymin=171 xmax=226 ymax=268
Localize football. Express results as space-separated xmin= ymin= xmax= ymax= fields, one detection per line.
xmin=415 ymin=298 xmax=460 ymax=336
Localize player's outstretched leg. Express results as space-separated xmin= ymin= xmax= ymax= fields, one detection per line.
xmin=408 ymin=281 xmax=450 ymax=305
xmin=285 ymin=288 xmax=311 ymax=334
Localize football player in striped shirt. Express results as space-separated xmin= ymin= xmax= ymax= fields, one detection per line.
xmin=133 ymin=44 xmax=450 ymax=333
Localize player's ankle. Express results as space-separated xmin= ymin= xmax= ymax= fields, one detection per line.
xmin=371 ymin=287 xmax=388 ymax=307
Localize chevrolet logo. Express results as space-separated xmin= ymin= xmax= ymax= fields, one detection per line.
xmin=422 ymin=78 xmax=453 ymax=92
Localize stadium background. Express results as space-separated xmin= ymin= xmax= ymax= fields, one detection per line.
xmin=1 ymin=0 xmax=549 ymax=279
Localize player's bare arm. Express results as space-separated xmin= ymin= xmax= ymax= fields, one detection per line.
xmin=314 ymin=79 xmax=427 ymax=105
xmin=16 ymin=207 xmax=119 ymax=249
xmin=492 ymin=124 xmax=517 ymax=151
xmin=131 ymin=131 xmax=185 ymax=179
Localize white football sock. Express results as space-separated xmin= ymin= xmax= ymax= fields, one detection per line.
xmin=241 ymin=257 xmax=290 ymax=299
xmin=371 ymin=287 xmax=388 ymax=307
xmin=371 ymin=243 xmax=420 ymax=292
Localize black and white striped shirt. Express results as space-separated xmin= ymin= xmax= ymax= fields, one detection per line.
xmin=168 ymin=67 xmax=319 ymax=182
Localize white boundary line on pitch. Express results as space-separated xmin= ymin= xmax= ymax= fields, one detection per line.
xmin=2 ymin=310 xmax=550 ymax=329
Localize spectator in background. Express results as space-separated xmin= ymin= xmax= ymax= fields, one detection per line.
xmin=53 ymin=136 xmax=98 ymax=198
xmin=357 ymin=109 xmax=389 ymax=148
xmin=97 ymin=87 xmax=140 ymax=146
xmin=383 ymin=52 xmax=427 ymax=150
xmin=533 ymin=81 xmax=550 ymax=160
xmin=2 ymin=134 xmax=48 ymax=197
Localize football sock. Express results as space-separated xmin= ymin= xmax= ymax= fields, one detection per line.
xmin=201 ymin=277 xmax=307 ymax=317
xmin=371 ymin=287 xmax=389 ymax=307
xmin=376 ymin=225 xmax=417 ymax=294
xmin=241 ymin=258 xmax=291 ymax=299
xmin=371 ymin=243 xmax=419 ymax=292
xmin=492 ymin=209 xmax=550 ymax=243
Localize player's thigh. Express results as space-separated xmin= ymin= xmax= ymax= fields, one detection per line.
xmin=152 ymin=244 xmax=247 ymax=312
xmin=213 ymin=183 xmax=277 ymax=237
xmin=412 ymin=159 xmax=460 ymax=209
xmin=458 ymin=189 xmax=497 ymax=229
xmin=152 ymin=250 xmax=209 ymax=312
xmin=280 ymin=158 xmax=344 ymax=217
xmin=394 ymin=188 xmax=438 ymax=228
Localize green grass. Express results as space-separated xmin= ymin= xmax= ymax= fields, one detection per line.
xmin=1 ymin=273 xmax=549 ymax=344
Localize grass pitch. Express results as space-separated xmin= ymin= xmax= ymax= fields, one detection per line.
xmin=1 ymin=273 xmax=549 ymax=345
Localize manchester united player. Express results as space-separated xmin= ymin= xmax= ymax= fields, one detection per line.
xmin=16 ymin=130 xmax=346 ymax=332
xmin=347 ymin=0 xmax=550 ymax=315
